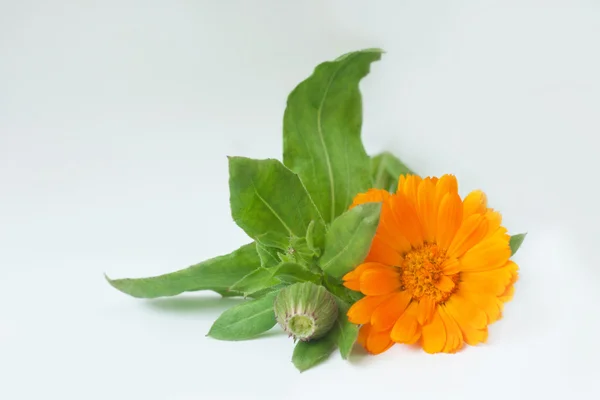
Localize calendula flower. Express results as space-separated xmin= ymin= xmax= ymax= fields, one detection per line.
xmin=343 ymin=175 xmax=518 ymax=354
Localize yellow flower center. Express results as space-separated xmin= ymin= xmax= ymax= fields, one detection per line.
xmin=400 ymin=243 xmax=458 ymax=303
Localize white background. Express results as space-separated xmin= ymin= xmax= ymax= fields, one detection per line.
xmin=1 ymin=1 xmax=599 ymax=399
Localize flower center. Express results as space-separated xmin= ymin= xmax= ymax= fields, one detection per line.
xmin=400 ymin=243 xmax=458 ymax=303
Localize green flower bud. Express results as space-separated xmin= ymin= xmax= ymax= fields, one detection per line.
xmin=274 ymin=282 xmax=338 ymax=342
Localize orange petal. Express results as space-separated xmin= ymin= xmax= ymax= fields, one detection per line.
xmin=438 ymin=305 xmax=464 ymax=353
xmin=499 ymin=284 xmax=516 ymax=303
xmin=444 ymin=294 xmax=487 ymax=330
xmin=350 ymin=188 xmax=392 ymax=209
xmin=360 ymin=266 xmax=402 ymax=295
xmin=483 ymin=210 xmax=502 ymax=238
xmin=417 ymin=177 xmax=437 ymax=242
xmin=462 ymin=190 xmax=487 ymax=220
xmin=442 ymin=258 xmax=460 ymax=275
xmin=343 ymin=279 xmax=361 ymax=291
xmin=343 ymin=262 xmax=376 ymax=283
xmin=347 ymin=294 xmax=394 ymax=324
xmin=371 ymin=291 xmax=412 ymax=331
xmin=459 ymin=288 xmax=503 ymax=324
xmin=499 ymin=266 xmax=519 ymax=302
xmin=447 ymin=214 xmax=489 ymax=258
xmin=405 ymin=329 xmax=422 ymax=345
xmin=365 ymin=238 xmax=402 ymax=267
xmin=437 ymin=192 xmax=463 ymax=249
xmin=390 ymin=301 xmax=419 ymax=343
xmin=357 ymin=323 xmax=371 ymax=348
xmin=465 ymin=327 xmax=488 ymax=346
xmin=421 ymin=310 xmax=447 ymax=353
xmin=445 ymin=301 xmax=488 ymax=346
xmin=343 ymin=262 xmax=388 ymax=291
xmin=460 ymin=228 xmax=511 ymax=272
xmin=377 ymin=199 xmax=412 ymax=254
xmin=461 ymin=261 xmax=518 ymax=295
xmin=435 ymin=274 xmax=455 ymax=292
xmin=366 ymin=328 xmax=394 ymax=354
xmin=417 ymin=296 xmax=437 ymax=325
xmin=390 ymin=194 xmax=423 ymax=248
xmin=397 ymin=174 xmax=422 ymax=208
xmin=434 ymin=174 xmax=458 ymax=210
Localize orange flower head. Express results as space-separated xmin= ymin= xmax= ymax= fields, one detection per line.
xmin=344 ymin=174 xmax=518 ymax=354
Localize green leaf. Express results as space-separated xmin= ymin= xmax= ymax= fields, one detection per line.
xmin=207 ymin=291 xmax=279 ymax=341
xmin=510 ymin=233 xmax=527 ymax=256
xmin=229 ymin=157 xmax=326 ymax=249
xmin=319 ymin=202 xmax=382 ymax=279
xmin=292 ymin=332 xmax=337 ymax=372
xmin=305 ymin=220 xmax=320 ymax=257
xmin=333 ymin=298 xmax=359 ymax=359
xmin=273 ymin=262 xmax=321 ymax=284
xmin=283 ymin=48 xmax=383 ymax=224
xmin=105 ymin=243 xmax=260 ymax=299
xmin=288 ymin=236 xmax=319 ymax=265
xmin=290 ymin=296 xmax=358 ymax=371
xmin=256 ymin=242 xmax=280 ymax=268
xmin=230 ymin=267 xmax=279 ymax=297
xmin=371 ymin=151 xmax=415 ymax=190
xmin=248 ymin=283 xmax=287 ymax=299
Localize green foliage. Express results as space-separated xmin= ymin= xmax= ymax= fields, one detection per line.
xmin=229 ymin=268 xmax=280 ymax=297
xmin=291 ymin=296 xmax=359 ymax=371
xmin=207 ymin=291 xmax=279 ymax=341
xmin=334 ymin=298 xmax=359 ymax=360
xmin=283 ymin=49 xmax=382 ymax=224
xmin=105 ymin=243 xmax=260 ymax=299
xmin=371 ymin=151 xmax=415 ymax=191
xmin=273 ymin=262 xmax=321 ymax=284
xmin=228 ymin=156 xmax=326 ymax=249
xmin=292 ymin=332 xmax=337 ymax=372
xmin=319 ymin=203 xmax=382 ymax=279
xmin=256 ymin=242 xmax=280 ymax=268
xmin=510 ymin=233 xmax=527 ymax=256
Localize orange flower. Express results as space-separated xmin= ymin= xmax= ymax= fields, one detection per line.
xmin=344 ymin=174 xmax=518 ymax=354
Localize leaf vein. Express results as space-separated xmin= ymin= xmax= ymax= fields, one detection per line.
xmin=316 ymin=53 xmax=361 ymax=223
xmin=251 ymin=179 xmax=298 ymax=237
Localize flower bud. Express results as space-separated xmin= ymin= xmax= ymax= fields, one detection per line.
xmin=274 ymin=282 xmax=338 ymax=341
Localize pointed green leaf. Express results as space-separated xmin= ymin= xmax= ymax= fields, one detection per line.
xmin=105 ymin=243 xmax=259 ymax=299
xmin=283 ymin=49 xmax=383 ymax=224
xmin=207 ymin=291 xmax=279 ymax=341
xmin=371 ymin=151 xmax=415 ymax=190
xmin=510 ymin=233 xmax=527 ymax=256
xmin=273 ymin=262 xmax=321 ymax=284
xmin=292 ymin=332 xmax=337 ymax=372
xmin=229 ymin=157 xmax=326 ymax=249
xmin=256 ymin=242 xmax=281 ymax=268
xmin=333 ymin=298 xmax=359 ymax=359
xmin=319 ymin=203 xmax=382 ymax=279
xmin=229 ymin=267 xmax=279 ymax=296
